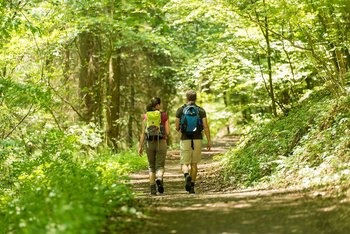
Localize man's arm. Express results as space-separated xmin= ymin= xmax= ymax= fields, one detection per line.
xmin=175 ymin=107 xmax=182 ymax=132
xmin=164 ymin=118 xmax=170 ymax=139
xmin=175 ymin=117 xmax=180 ymax=132
xmin=202 ymin=117 xmax=211 ymax=151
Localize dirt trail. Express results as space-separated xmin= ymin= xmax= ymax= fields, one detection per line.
xmin=129 ymin=137 xmax=350 ymax=234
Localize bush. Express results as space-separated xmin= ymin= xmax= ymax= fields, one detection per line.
xmin=0 ymin=125 xmax=147 ymax=233
xmin=221 ymin=89 xmax=335 ymax=187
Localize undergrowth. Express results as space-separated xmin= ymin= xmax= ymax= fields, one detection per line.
xmin=0 ymin=124 xmax=148 ymax=234
xmin=221 ymin=88 xmax=350 ymax=192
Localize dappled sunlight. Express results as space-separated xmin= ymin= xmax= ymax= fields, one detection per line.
xmin=130 ymin=136 xmax=350 ymax=233
xmin=142 ymin=193 xmax=350 ymax=234
xmin=2 ymin=0 xmax=350 ymax=232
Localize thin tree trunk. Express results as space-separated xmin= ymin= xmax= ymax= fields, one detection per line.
xmin=263 ymin=1 xmax=277 ymax=116
xmin=106 ymin=51 xmax=121 ymax=149
xmin=95 ymin=38 xmax=104 ymax=127
xmin=253 ymin=0 xmax=277 ymax=116
xmin=128 ymin=75 xmax=135 ymax=147
xmin=63 ymin=45 xmax=70 ymax=82
xmin=223 ymin=90 xmax=230 ymax=134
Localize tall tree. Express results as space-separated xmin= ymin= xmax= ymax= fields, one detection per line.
xmin=106 ymin=50 xmax=121 ymax=149
xmin=253 ymin=0 xmax=277 ymax=116
xmin=78 ymin=32 xmax=100 ymax=122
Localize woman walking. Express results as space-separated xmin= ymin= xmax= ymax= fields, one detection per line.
xmin=138 ymin=97 xmax=170 ymax=195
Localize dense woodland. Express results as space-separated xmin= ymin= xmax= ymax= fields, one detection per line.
xmin=1 ymin=0 xmax=350 ymax=233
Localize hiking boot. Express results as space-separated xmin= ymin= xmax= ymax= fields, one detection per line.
xmin=189 ymin=186 xmax=195 ymax=194
xmin=150 ymin=184 xmax=157 ymax=195
xmin=185 ymin=175 xmax=192 ymax=192
xmin=156 ymin=179 xmax=164 ymax=194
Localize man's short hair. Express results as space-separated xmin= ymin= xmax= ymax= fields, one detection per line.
xmin=186 ymin=90 xmax=197 ymax=102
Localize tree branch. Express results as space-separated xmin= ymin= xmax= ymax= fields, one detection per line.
xmin=241 ymin=11 xmax=313 ymax=52
xmin=4 ymin=104 xmax=34 ymax=139
xmin=47 ymin=82 xmax=88 ymax=121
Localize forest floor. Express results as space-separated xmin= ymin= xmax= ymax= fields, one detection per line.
xmin=127 ymin=136 xmax=350 ymax=234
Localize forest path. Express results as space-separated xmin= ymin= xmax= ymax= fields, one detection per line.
xmin=128 ymin=136 xmax=350 ymax=234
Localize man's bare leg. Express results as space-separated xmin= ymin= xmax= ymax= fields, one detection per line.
xmin=190 ymin=163 xmax=198 ymax=182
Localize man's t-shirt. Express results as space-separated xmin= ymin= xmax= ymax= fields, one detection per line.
xmin=175 ymin=104 xmax=206 ymax=140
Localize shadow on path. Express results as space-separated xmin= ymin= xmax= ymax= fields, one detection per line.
xmin=129 ymin=136 xmax=350 ymax=234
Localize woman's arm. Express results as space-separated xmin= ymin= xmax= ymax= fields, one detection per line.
xmin=138 ymin=117 xmax=146 ymax=156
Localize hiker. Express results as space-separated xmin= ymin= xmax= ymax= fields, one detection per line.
xmin=175 ymin=90 xmax=211 ymax=194
xmin=138 ymin=97 xmax=170 ymax=195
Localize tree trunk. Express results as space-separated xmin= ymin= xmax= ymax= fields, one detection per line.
xmin=63 ymin=45 xmax=70 ymax=82
xmin=263 ymin=0 xmax=277 ymax=116
xmin=106 ymin=50 xmax=121 ymax=149
xmin=78 ymin=31 xmax=99 ymax=122
xmin=223 ymin=90 xmax=230 ymax=134
xmin=128 ymin=75 xmax=135 ymax=147
xmin=94 ymin=38 xmax=104 ymax=128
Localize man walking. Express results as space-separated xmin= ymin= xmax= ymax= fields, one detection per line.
xmin=175 ymin=90 xmax=211 ymax=194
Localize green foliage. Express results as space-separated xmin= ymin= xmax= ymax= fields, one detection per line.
xmin=2 ymin=0 xmax=350 ymax=231
xmin=222 ymin=88 xmax=350 ymax=190
xmin=221 ymin=88 xmax=333 ymax=187
xmin=0 ymin=125 xmax=147 ymax=233
xmin=271 ymin=93 xmax=350 ymax=189
xmin=0 ymin=78 xmax=54 ymax=109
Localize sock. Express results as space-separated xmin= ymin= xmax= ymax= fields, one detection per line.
xmin=184 ymin=173 xmax=189 ymax=178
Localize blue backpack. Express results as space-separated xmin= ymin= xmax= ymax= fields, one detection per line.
xmin=180 ymin=105 xmax=203 ymax=135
